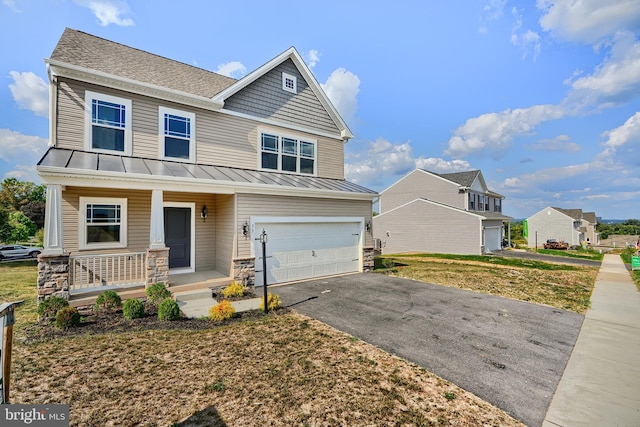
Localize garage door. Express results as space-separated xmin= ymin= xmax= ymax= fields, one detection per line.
xmin=484 ymin=226 xmax=502 ymax=252
xmin=253 ymin=219 xmax=362 ymax=286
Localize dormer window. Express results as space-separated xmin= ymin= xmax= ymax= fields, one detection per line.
xmin=282 ymin=72 xmax=297 ymax=93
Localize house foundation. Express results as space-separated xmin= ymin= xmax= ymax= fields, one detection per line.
xmin=37 ymin=253 xmax=70 ymax=303
xmin=146 ymin=248 xmax=170 ymax=287
xmin=363 ymin=247 xmax=375 ymax=272
xmin=233 ymin=257 xmax=255 ymax=287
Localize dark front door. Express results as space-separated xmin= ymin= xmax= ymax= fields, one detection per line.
xmin=164 ymin=207 xmax=191 ymax=269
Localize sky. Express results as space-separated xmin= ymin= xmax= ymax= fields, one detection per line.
xmin=1 ymin=0 xmax=640 ymax=220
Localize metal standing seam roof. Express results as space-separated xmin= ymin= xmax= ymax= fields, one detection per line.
xmin=37 ymin=148 xmax=378 ymax=195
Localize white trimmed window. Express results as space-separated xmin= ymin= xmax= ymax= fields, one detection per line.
xmin=282 ymin=72 xmax=297 ymax=93
xmin=260 ymin=132 xmax=316 ymax=175
xmin=79 ymin=197 xmax=128 ymax=250
xmin=468 ymin=192 xmax=475 ymax=210
xmin=85 ymin=91 xmax=132 ymax=155
xmin=159 ymin=106 xmax=195 ymax=161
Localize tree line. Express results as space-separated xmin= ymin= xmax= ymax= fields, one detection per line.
xmin=596 ymin=220 xmax=640 ymax=240
xmin=0 ymin=178 xmax=46 ymax=244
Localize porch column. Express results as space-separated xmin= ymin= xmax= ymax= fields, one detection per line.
xmin=149 ymin=189 xmax=165 ymax=249
xmin=43 ymin=184 xmax=63 ymax=255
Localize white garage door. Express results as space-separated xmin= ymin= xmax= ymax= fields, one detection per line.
xmin=484 ymin=226 xmax=502 ymax=252
xmin=253 ymin=219 xmax=362 ymax=286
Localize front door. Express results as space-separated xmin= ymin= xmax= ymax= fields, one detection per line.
xmin=164 ymin=207 xmax=191 ymax=269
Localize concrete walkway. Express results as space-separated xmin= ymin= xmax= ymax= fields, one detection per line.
xmin=543 ymin=254 xmax=640 ymax=426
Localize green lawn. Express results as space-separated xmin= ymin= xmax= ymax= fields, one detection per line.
xmin=0 ymin=260 xmax=38 ymax=332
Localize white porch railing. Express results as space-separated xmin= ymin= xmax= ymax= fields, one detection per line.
xmin=70 ymin=252 xmax=146 ymax=294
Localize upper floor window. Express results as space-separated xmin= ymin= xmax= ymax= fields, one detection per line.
xmin=494 ymin=198 xmax=502 ymax=212
xmin=260 ymin=132 xmax=316 ymax=175
xmin=468 ymin=192 xmax=475 ymax=210
xmin=282 ymin=72 xmax=297 ymax=94
xmin=159 ymin=106 xmax=195 ymax=161
xmin=79 ymin=197 xmax=128 ymax=250
xmin=485 ymin=196 xmax=490 ymax=211
xmin=85 ymin=91 xmax=132 ymax=155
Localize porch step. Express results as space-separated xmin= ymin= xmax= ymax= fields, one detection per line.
xmin=176 ymin=296 xmax=262 ymax=319
xmin=172 ymin=288 xmax=213 ymax=302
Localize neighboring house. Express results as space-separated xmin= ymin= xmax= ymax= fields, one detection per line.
xmin=372 ymin=169 xmax=512 ymax=255
xmin=37 ymin=28 xmax=377 ymax=304
xmin=524 ymin=207 xmax=599 ymax=248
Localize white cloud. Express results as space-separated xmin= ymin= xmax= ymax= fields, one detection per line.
xmin=598 ymin=112 xmax=640 ymax=168
xmin=537 ymin=0 xmax=640 ymax=44
xmin=215 ymin=61 xmax=247 ymax=79
xmin=307 ymin=50 xmax=321 ymax=68
xmin=321 ymin=68 xmax=360 ymax=126
xmin=445 ymin=104 xmax=565 ymax=158
xmin=9 ymin=71 xmax=48 ymax=117
xmin=0 ymin=129 xmax=48 ymax=181
xmin=74 ymin=0 xmax=134 ymax=27
xmin=3 ymin=0 xmax=19 ymax=12
xmin=479 ymin=0 xmax=507 ymax=34
xmin=565 ymin=32 xmax=640 ymax=109
xmin=345 ymin=139 xmax=470 ymax=189
xmin=528 ymin=135 xmax=581 ymax=152
xmin=510 ymin=7 xmax=541 ymax=60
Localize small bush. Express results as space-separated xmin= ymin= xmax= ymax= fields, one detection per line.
xmin=94 ymin=290 xmax=122 ymax=312
xmin=260 ymin=293 xmax=282 ymax=311
xmin=382 ymin=258 xmax=395 ymax=269
xmin=37 ymin=295 xmax=69 ymax=320
xmin=123 ymin=298 xmax=145 ymax=320
xmin=55 ymin=307 xmax=81 ymax=330
xmin=146 ymin=282 xmax=171 ymax=305
xmin=221 ymin=281 xmax=245 ymax=298
xmin=158 ymin=298 xmax=180 ymax=321
xmin=209 ymin=300 xmax=235 ymax=321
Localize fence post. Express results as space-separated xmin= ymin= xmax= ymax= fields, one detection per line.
xmin=1 ymin=300 xmax=24 ymax=404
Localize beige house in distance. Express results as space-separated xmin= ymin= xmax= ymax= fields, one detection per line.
xmin=37 ymin=28 xmax=377 ymax=304
xmin=525 ymin=207 xmax=599 ymax=248
xmin=373 ymin=169 xmax=512 ymax=255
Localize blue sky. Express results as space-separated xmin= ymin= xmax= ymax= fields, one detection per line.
xmin=1 ymin=0 xmax=640 ymax=220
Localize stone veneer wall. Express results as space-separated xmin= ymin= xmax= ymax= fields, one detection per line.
xmin=362 ymin=247 xmax=375 ymax=272
xmin=37 ymin=253 xmax=70 ymax=303
xmin=146 ymin=248 xmax=169 ymax=287
xmin=233 ymin=257 xmax=255 ymax=287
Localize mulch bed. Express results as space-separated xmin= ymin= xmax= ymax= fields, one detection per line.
xmin=22 ymin=300 xmax=281 ymax=343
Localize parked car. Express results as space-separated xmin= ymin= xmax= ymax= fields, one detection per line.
xmin=0 ymin=244 xmax=43 ymax=260
xmin=543 ymin=239 xmax=569 ymax=250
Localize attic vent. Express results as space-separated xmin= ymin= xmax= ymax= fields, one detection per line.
xmin=282 ymin=72 xmax=297 ymax=93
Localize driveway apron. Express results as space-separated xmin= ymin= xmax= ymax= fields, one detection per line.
xmin=273 ymin=273 xmax=584 ymax=427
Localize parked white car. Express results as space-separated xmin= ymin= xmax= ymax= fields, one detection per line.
xmin=0 ymin=244 xmax=43 ymax=260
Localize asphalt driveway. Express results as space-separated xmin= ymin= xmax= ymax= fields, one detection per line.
xmin=272 ymin=273 xmax=584 ymax=427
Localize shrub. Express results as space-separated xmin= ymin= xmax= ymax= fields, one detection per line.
xmin=221 ymin=281 xmax=245 ymax=299
xmin=55 ymin=307 xmax=81 ymax=330
xmin=260 ymin=293 xmax=282 ymax=311
xmin=94 ymin=290 xmax=122 ymax=312
xmin=146 ymin=282 xmax=171 ymax=305
xmin=209 ymin=300 xmax=235 ymax=321
xmin=37 ymin=295 xmax=69 ymax=320
xmin=158 ymin=298 xmax=180 ymax=321
xmin=122 ymin=298 xmax=145 ymax=320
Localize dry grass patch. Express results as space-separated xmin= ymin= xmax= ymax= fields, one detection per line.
xmin=379 ymin=255 xmax=598 ymax=313
xmin=12 ymin=312 xmax=522 ymax=426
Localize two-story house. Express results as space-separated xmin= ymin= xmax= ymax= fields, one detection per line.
xmin=372 ymin=169 xmax=512 ymax=255
xmin=37 ymin=28 xmax=377 ymax=304
xmin=524 ymin=207 xmax=599 ymax=248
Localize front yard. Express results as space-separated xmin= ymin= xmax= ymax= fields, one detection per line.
xmin=3 ymin=261 xmax=522 ymax=426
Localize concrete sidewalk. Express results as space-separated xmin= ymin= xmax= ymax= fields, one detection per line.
xmin=543 ymin=254 xmax=640 ymax=426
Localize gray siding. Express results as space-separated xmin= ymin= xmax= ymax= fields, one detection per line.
xmin=526 ymin=207 xmax=580 ymax=247
xmin=224 ymin=59 xmax=340 ymax=135
xmin=373 ymin=200 xmax=483 ymax=255
xmin=380 ymin=170 xmax=464 ymax=213
xmin=215 ymin=194 xmax=235 ymax=276
xmin=236 ymin=194 xmax=372 ymax=258
xmin=55 ymin=78 xmax=345 ymax=179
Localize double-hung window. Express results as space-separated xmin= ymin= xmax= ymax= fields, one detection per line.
xmin=79 ymin=197 xmax=127 ymax=249
xmin=85 ymin=91 xmax=132 ymax=155
xmin=159 ymin=106 xmax=195 ymax=161
xmin=260 ymin=132 xmax=316 ymax=175
xmin=494 ymin=198 xmax=502 ymax=213
xmin=468 ymin=192 xmax=475 ymax=210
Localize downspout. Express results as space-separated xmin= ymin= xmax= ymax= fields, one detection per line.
xmin=46 ymin=63 xmax=57 ymax=148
